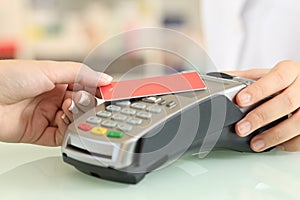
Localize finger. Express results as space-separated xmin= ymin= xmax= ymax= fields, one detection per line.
xmin=61 ymin=113 xmax=70 ymax=125
xmin=68 ymin=83 xmax=83 ymax=91
xmin=277 ymin=135 xmax=300 ymax=152
xmin=236 ymin=61 xmax=300 ymax=107
xmin=225 ymin=68 xmax=270 ymax=80
xmin=63 ymin=91 xmax=96 ymax=124
xmin=63 ymin=90 xmax=74 ymax=102
xmin=68 ymin=84 xmax=101 ymax=97
xmin=0 ymin=60 xmax=112 ymax=104
xmin=73 ymin=91 xmax=97 ymax=112
xmin=82 ymin=86 xmax=98 ymax=96
xmin=67 ymin=82 xmax=103 ymax=100
xmin=40 ymin=61 xmax=113 ymax=87
xmin=64 ymin=90 xmax=98 ymax=110
xmin=54 ymin=111 xmax=68 ymax=145
xmin=236 ymin=81 xmax=300 ymax=137
xmin=249 ymin=109 xmax=300 ymax=152
xmin=63 ymin=98 xmax=88 ymax=122
xmin=34 ymin=111 xmax=67 ymax=146
xmin=62 ymin=98 xmax=76 ymax=122
xmin=81 ymin=86 xmax=102 ymax=99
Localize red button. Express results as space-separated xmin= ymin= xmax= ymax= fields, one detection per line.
xmin=78 ymin=123 xmax=92 ymax=131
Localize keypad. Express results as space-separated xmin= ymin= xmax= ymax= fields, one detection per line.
xmin=131 ymin=103 xmax=146 ymax=110
xmin=158 ymin=100 xmax=167 ymax=105
xmin=101 ymin=120 xmax=117 ymax=128
xmin=127 ymin=118 xmax=143 ymax=125
xmin=117 ymin=124 xmax=133 ymax=132
xmin=166 ymin=101 xmax=177 ymax=109
xmin=107 ymin=131 xmax=123 ymax=138
xmin=116 ymin=101 xmax=131 ymax=107
xmin=142 ymin=97 xmax=162 ymax=104
xmin=91 ymin=127 xmax=107 ymax=135
xmin=86 ymin=116 xmax=101 ymax=124
xmin=106 ymin=105 xmax=122 ymax=112
xmin=78 ymin=123 xmax=92 ymax=131
xmin=79 ymin=96 xmax=177 ymax=140
xmin=121 ymin=108 xmax=136 ymax=115
xmin=146 ymin=106 xmax=162 ymax=113
xmin=111 ymin=114 xmax=127 ymax=121
xmin=96 ymin=110 xmax=112 ymax=118
xmin=137 ymin=112 xmax=152 ymax=119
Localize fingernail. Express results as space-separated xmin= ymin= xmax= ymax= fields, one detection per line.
xmin=239 ymin=92 xmax=251 ymax=105
xmin=252 ymin=139 xmax=265 ymax=152
xmin=68 ymin=100 xmax=79 ymax=114
xmin=99 ymin=73 xmax=113 ymax=84
xmin=61 ymin=113 xmax=70 ymax=125
xmin=78 ymin=92 xmax=91 ymax=106
xmin=237 ymin=121 xmax=251 ymax=136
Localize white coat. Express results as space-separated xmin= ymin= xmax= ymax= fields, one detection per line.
xmin=201 ymin=0 xmax=300 ymax=71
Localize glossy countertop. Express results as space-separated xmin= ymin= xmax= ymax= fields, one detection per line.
xmin=1 ymin=142 xmax=300 ymax=200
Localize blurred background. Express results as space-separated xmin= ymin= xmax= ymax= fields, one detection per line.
xmin=0 ymin=0 xmax=205 ymax=77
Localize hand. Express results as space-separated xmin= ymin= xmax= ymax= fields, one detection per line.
xmin=0 ymin=60 xmax=112 ymax=146
xmin=228 ymin=60 xmax=300 ymax=152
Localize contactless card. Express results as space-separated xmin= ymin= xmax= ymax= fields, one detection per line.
xmin=99 ymin=71 xmax=206 ymax=101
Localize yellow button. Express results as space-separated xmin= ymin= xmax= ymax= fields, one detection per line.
xmin=91 ymin=127 xmax=107 ymax=135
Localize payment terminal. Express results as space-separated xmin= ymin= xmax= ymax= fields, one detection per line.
xmin=61 ymin=72 xmax=283 ymax=184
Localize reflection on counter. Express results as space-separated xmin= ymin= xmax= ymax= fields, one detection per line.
xmin=1 ymin=147 xmax=300 ymax=200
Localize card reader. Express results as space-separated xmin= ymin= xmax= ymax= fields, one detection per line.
xmin=62 ymin=73 xmax=284 ymax=184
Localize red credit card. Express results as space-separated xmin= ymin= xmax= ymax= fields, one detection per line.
xmin=99 ymin=71 xmax=206 ymax=101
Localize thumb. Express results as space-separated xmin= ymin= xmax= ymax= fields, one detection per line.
xmin=41 ymin=61 xmax=113 ymax=87
xmin=224 ymin=68 xmax=270 ymax=81
xmin=0 ymin=60 xmax=112 ymax=104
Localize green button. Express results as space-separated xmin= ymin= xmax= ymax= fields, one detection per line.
xmin=107 ymin=131 xmax=123 ymax=138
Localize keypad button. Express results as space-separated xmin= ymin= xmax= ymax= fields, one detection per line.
xmin=91 ymin=127 xmax=107 ymax=135
xmin=117 ymin=124 xmax=133 ymax=132
xmin=107 ymin=131 xmax=123 ymax=138
xmin=166 ymin=101 xmax=177 ymax=109
xmin=131 ymin=103 xmax=146 ymax=110
xmin=121 ymin=108 xmax=136 ymax=115
xmin=111 ymin=114 xmax=127 ymax=121
xmin=137 ymin=112 xmax=152 ymax=119
xmin=115 ymin=101 xmax=131 ymax=107
xmin=96 ymin=110 xmax=112 ymax=118
xmin=86 ymin=116 xmax=101 ymax=124
xmin=101 ymin=120 xmax=117 ymax=128
xmin=142 ymin=97 xmax=162 ymax=104
xmin=146 ymin=106 xmax=162 ymax=113
xmin=127 ymin=118 xmax=143 ymax=125
xmin=106 ymin=105 xmax=121 ymax=112
xmin=158 ymin=100 xmax=167 ymax=105
xmin=78 ymin=123 xmax=92 ymax=131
